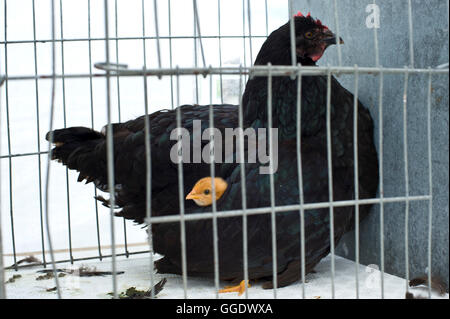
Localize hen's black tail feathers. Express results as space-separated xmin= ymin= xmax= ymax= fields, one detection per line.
xmin=47 ymin=126 xmax=148 ymax=224
xmin=46 ymin=127 xmax=107 ymax=186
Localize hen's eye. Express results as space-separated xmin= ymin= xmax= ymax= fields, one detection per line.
xmin=304 ymin=31 xmax=313 ymax=39
xmin=204 ymin=189 xmax=210 ymax=195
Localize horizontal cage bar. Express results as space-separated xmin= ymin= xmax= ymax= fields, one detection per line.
xmin=144 ymin=195 xmax=431 ymax=225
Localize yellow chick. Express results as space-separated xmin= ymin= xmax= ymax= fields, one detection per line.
xmin=185 ymin=177 xmax=228 ymax=206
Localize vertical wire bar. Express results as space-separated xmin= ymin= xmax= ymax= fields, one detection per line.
xmin=88 ymin=0 xmax=103 ymax=261
xmin=267 ymin=63 xmax=277 ymax=298
xmin=0 ymin=32 xmax=6 ymax=300
xmin=3 ymin=0 xmax=17 ymax=270
xmin=295 ymin=66 xmax=306 ymax=299
xmin=402 ymin=69 xmax=410 ymax=294
xmin=326 ymin=67 xmax=335 ymax=298
xmin=103 ymin=0 xmax=118 ymax=299
xmin=426 ymin=70 xmax=433 ymax=299
xmin=208 ymin=72 xmax=220 ymax=298
xmin=59 ymin=0 xmax=74 ymax=264
xmin=372 ymin=0 xmax=380 ymax=67
xmin=288 ymin=0 xmax=297 ymax=68
xmin=193 ymin=1 xmax=199 ymax=104
xmin=377 ymin=68 xmax=385 ymax=299
xmin=175 ymin=67 xmax=188 ymax=298
xmin=332 ymin=0 xmax=342 ymax=66
xmin=237 ymin=65 xmax=249 ymax=298
xmin=373 ymin=0 xmax=382 ymax=295
xmin=217 ymin=0 xmax=224 ymax=104
xmin=115 ymin=0 xmax=129 ymax=259
xmin=407 ymin=0 xmax=414 ymax=68
xmin=246 ymin=0 xmax=253 ymax=65
xmin=242 ymin=0 xmax=247 ymax=82
xmin=353 ymin=65 xmax=360 ymax=299
xmin=114 ymin=0 xmax=122 ymax=121
xmin=192 ymin=0 xmax=207 ymax=104
xmin=406 ymin=7 xmax=418 ymax=298
xmin=264 ymin=0 xmax=268 ymax=36
xmin=143 ymin=0 xmax=155 ymax=299
xmin=32 ymin=0 xmax=47 ymax=267
xmin=44 ymin=0 xmax=62 ymax=299
xmin=153 ymin=0 xmax=162 ymax=69
xmin=168 ymin=0 xmax=175 ymax=108
xmin=372 ymin=9 xmax=382 ymax=296
xmin=193 ymin=0 xmax=206 ymax=68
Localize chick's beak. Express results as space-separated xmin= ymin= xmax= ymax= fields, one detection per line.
xmin=186 ymin=192 xmax=200 ymax=200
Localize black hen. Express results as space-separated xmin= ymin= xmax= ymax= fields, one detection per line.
xmin=47 ymin=14 xmax=378 ymax=288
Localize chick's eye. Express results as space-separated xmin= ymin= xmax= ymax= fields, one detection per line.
xmin=204 ymin=189 xmax=210 ymax=195
xmin=304 ymin=31 xmax=313 ymax=39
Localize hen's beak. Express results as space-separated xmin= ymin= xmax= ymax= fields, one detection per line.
xmin=322 ymin=31 xmax=344 ymax=46
xmin=186 ymin=192 xmax=200 ymax=200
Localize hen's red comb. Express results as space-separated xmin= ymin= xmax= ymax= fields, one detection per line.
xmin=316 ymin=19 xmax=329 ymax=29
xmin=294 ymin=11 xmax=329 ymax=29
xmin=295 ymin=11 xmax=310 ymax=17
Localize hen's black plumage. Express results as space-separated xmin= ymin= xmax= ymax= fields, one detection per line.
xmin=47 ymin=15 xmax=379 ymax=288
